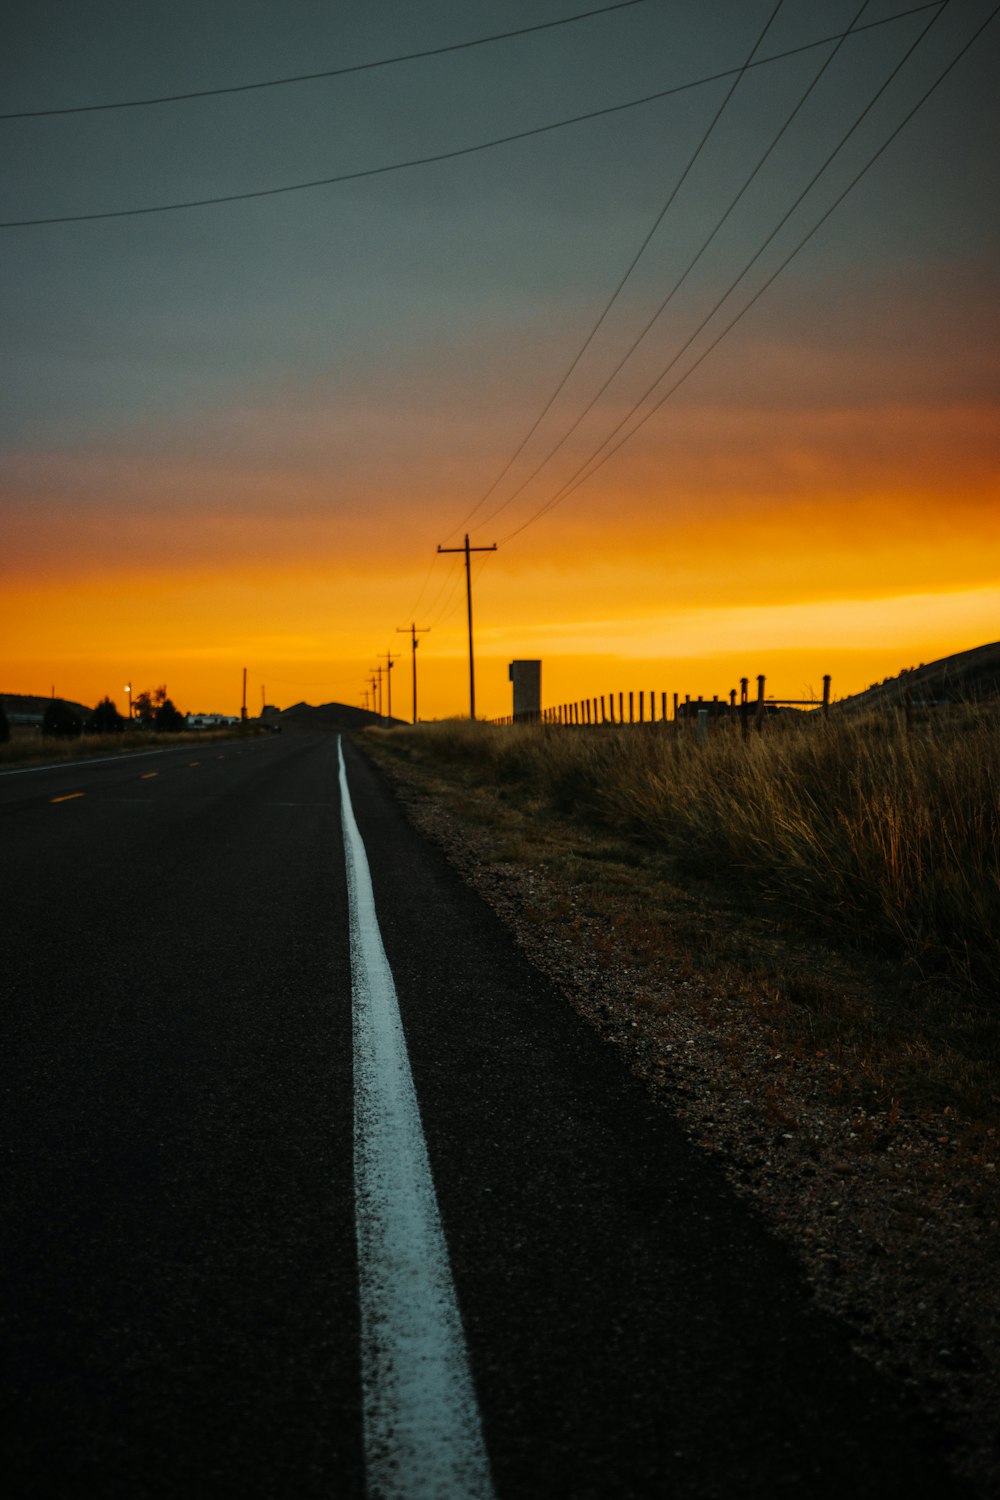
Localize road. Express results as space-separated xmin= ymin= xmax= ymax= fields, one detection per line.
xmin=0 ymin=731 xmax=969 ymax=1497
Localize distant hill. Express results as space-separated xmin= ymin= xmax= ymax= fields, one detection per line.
xmin=1 ymin=692 xmax=91 ymax=726
xmin=836 ymin=641 xmax=1000 ymax=711
xmin=278 ymin=700 xmax=405 ymax=731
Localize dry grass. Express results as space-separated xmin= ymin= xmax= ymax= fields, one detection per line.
xmin=365 ymin=707 xmax=1000 ymax=1122
xmin=0 ymin=726 xmax=260 ymax=768
xmin=364 ymin=713 xmax=1000 ymax=1489
xmin=379 ymin=709 xmax=1000 ymax=989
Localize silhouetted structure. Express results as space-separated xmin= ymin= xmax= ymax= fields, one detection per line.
xmin=509 ymin=660 xmax=542 ymax=722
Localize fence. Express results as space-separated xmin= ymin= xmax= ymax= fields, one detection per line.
xmin=490 ymin=675 xmax=831 ymax=732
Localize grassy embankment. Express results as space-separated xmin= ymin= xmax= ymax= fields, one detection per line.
xmin=366 ymin=707 xmax=1000 ymax=1127
xmin=0 ymin=726 xmax=264 ymax=768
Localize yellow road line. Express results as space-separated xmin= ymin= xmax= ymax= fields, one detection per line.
xmin=50 ymin=792 xmax=85 ymax=804
xmin=189 ymin=761 xmax=201 ymax=766
xmin=140 ymin=772 xmax=158 ymax=780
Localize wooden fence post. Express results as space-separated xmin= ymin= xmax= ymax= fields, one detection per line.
xmin=756 ymin=674 xmax=766 ymax=734
xmin=822 ymin=675 xmax=831 ymax=721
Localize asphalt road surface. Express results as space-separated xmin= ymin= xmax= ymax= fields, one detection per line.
xmin=1 ymin=732 xmax=971 ymax=1497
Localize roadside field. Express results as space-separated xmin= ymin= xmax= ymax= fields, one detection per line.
xmin=362 ymin=712 xmax=1000 ymax=1488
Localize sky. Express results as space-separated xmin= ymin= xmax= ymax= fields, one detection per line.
xmin=3 ymin=0 xmax=998 ymax=720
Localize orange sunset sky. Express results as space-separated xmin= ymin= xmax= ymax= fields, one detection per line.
xmin=3 ymin=1 xmax=997 ymax=721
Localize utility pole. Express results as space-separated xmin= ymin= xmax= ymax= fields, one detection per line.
xmin=437 ymin=534 xmax=496 ymax=720
xmin=241 ymin=667 xmax=248 ymax=722
xmin=397 ymin=623 xmax=429 ymax=724
xmin=375 ymin=665 xmax=383 ymax=719
xmin=378 ymin=650 xmax=401 ymax=724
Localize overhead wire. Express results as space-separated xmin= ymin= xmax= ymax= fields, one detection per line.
xmin=1 ymin=2 xmax=648 ymax=120
xmin=399 ymin=550 xmax=445 ymax=625
xmin=441 ymin=0 xmax=788 ymax=544
xmin=499 ymin=0 xmax=996 ymax=546
xmin=425 ymin=559 xmax=468 ymax=631
xmin=473 ymin=0 xmax=874 ymax=536
xmin=422 ymin=547 xmax=497 ymax=633
xmin=0 ymin=5 xmax=943 ymax=229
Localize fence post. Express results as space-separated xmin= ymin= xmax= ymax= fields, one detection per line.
xmin=822 ymin=674 xmax=831 ymax=721
xmin=673 ymin=692 xmax=678 ymax=722
xmin=639 ymin=691 xmax=644 ymax=724
xmin=756 ymin=674 xmax=766 ymax=734
xmin=696 ymin=708 xmax=710 ymax=745
xmin=629 ymin=692 xmax=634 ymax=725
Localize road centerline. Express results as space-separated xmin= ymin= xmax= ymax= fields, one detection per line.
xmin=338 ymin=736 xmax=495 ymax=1500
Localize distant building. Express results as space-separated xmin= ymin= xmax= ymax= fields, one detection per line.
xmin=185 ymin=713 xmax=241 ymax=729
xmin=508 ymin=660 xmax=541 ymax=721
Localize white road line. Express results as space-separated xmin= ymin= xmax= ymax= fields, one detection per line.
xmin=338 ymin=738 xmax=495 ymax=1500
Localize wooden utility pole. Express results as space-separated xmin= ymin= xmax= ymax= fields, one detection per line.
xmin=397 ymin=623 xmax=430 ymax=724
xmin=241 ymin=667 xmax=248 ymax=722
xmin=378 ymin=650 xmax=401 ymax=723
xmin=436 ymin=534 xmax=497 ymax=720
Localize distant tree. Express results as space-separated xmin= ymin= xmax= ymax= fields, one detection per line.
xmin=153 ymin=697 xmax=184 ymax=733
xmin=131 ymin=689 xmax=154 ymax=727
xmin=93 ymin=696 xmax=124 ymax=733
xmin=43 ymin=701 xmax=82 ymax=737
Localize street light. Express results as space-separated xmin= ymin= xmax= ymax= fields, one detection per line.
xmin=124 ymin=682 xmax=132 ymax=720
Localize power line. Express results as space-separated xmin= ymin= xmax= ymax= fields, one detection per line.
xmin=425 ymin=554 xmax=470 ymax=631
xmin=500 ymin=0 xmax=997 ymax=546
xmin=473 ymin=0 xmax=875 ymax=535
xmin=448 ymin=3 xmax=951 ymax=540
xmin=0 ymin=6 xmax=942 ymax=229
xmin=442 ymin=0 xmax=789 ymax=543
xmin=1 ymin=2 xmax=648 ymax=120
xmin=400 ymin=549 xmax=446 ymax=626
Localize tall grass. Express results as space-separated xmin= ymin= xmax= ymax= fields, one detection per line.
xmin=377 ymin=709 xmax=1000 ymax=992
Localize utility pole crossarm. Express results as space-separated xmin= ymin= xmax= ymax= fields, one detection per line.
xmin=436 ymin=534 xmax=497 ymax=721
